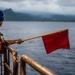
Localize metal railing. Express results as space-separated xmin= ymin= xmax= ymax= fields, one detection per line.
xmin=5 ymin=46 xmax=19 ymax=75
xmin=0 ymin=46 xmax=57 ymax=75
xmin=20 ymin=55 xmax=56 ymax=75
xmin=0 ymin=46 xmax=18 ymax=75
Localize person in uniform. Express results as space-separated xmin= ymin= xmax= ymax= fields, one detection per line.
xmin=0 ymin=10 xmax=23 ymax=53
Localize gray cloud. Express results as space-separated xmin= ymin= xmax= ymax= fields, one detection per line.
xmin=0 ymin=0 xmax=75 ymax=15
xmin=0 ymin=0 xmax=25 ymax=2
xmin=57 ymin=0 xmax=75 ymax=6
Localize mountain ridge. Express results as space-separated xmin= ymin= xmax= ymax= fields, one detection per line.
xmin=2 ymin=9 xmax=75 ymax=21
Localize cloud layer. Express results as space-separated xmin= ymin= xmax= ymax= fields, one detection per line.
xmin=0 ymin=0 xmax=75 ymax=15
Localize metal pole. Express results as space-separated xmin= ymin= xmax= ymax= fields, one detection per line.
xmin=20 ymin=55 xmax=57 ymax=75
xmin=20 ymin=58 xmax=26 ymax=75
xmin=1 ymin=54 xmax=2 ymax=75
xmin=4 ymin=49 xmax=8 ymax=75
xmin=12 ymin=50 xmax=18 ymax=75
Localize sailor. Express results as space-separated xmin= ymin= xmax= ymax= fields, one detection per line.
xmin=0 ymin=10 xmax=23 ymax=53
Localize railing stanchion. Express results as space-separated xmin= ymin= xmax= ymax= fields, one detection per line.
xmin=20 ymin=57 xmax=26 ymax=75
xmin=13 ymin=50 xmax=18 ymax=75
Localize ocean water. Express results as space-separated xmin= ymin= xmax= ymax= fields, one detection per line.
xmin=1 ymin=21 xmax=75 ymax=75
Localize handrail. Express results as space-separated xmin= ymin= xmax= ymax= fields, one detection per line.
xmin=0 ymin=46 xmax=57 ymax=75
xmin=20 ymin=55 xmax=56 ymax=75
xmin=4 ymin=46 xmax=19 ymax=75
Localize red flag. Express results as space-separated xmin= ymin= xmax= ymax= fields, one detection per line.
xmin=42 ymin=29 xmax=70 ymax=54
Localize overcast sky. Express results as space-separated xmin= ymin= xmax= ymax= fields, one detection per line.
xmin=0 ymin=0 xmax=75 ymax=15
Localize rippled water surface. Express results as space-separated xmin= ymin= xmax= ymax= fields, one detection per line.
xmin=1 ymin=21 xmax=75 ymax=75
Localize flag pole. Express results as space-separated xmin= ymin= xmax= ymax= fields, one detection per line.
xmin=22 ymin=29 xmax=68 ymax=42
